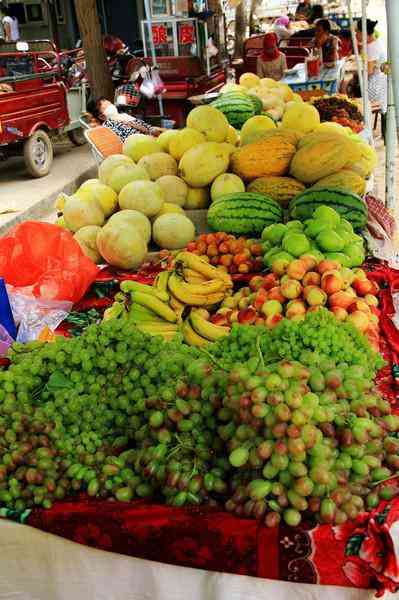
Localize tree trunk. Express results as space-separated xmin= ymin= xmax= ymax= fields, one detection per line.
xmin=249 ymin=0 xmax=258 ymax=34
xmin=74 ymin=0 xmax=113 ymax=99
xmin=234 ymin=1 xmax=247 ymax=59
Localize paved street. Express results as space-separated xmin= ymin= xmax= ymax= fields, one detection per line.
xmin=0 ymin=138 xmax=95 ymax=234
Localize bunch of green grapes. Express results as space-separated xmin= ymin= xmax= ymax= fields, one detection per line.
xmin=220 ymin=356 xmax=399 ymax=527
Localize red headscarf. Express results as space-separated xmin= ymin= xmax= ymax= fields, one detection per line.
xmin=261 ymin=32 xmax=280 ymax=61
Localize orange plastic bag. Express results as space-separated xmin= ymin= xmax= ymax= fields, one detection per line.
xmin=0 ymin=222 xmax=99 ymax=303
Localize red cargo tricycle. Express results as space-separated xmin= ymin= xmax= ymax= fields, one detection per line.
xmin=0 ymin=40 xmax=87 ymax=177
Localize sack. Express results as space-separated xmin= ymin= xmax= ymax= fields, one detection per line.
xmin=0 ymin=222 xmax=99 ymax=303
xmin=139 ymin=67 xmax=165 ymax=98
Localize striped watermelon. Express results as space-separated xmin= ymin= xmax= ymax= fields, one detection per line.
xmin=207 ymin=192 xmax=283 ymax=235
xmin=289 ymin=188 xmax=368 ymax=229
xmin=211 ymin=92 xmax=255 ymax=129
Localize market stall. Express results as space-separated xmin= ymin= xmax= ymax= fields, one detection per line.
xmin=1 ymin=3 xmax=399 ymax=596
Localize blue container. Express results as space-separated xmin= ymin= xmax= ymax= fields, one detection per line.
xmin=0 ymin=278 xmax=16 ymax=339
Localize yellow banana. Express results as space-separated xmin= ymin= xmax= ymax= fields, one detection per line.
xmin=168 ymin=273 xmax=210 ymax=306
xmin=103 ymin=302 xmax=126 ymax=321
xmin=120 ymin=280 xmax=169 ymax=303
xmin=155 ymin=270 xmax=171 ymax=295
xmin=182 ymin=319 xmax=209 ymax=347
xmin=129 ymin=304 xmax=166 ymax=324
xmin=135 ymin=322 xmax=179 ymax=333
xmin=133 ymin=291 xmax=177 ymax=323
xmin=175 ymin=272 xmax=226 ymax=296
xmin=190 ymin=311 xmax=230 ymax=341
xmin=176 ymin=252 xmax=232 ymax=287
xmin=203 ymin=292 xmax=226 ymax=307
xmin=183 ymin=268 xmax=208 ymax=283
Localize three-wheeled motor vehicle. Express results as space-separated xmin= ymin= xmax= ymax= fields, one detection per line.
xmin=0 ymin=40 xmax=87 ymax=177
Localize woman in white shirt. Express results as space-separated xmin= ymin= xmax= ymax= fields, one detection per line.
xmin=2 ymin=6 xmax=20 ymax=42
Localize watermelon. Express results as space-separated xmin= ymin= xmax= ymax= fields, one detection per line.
xmin=289 ymin=188 xmax=368 ymax=230
xmin=247 ymin=94 xmax=263 ymax=115
xmin=207 ymin=192 xmax=283 ymax=235
xmin=211 ymin=92 xmax=255 ymax=129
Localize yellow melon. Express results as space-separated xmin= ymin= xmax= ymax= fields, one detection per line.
xmin=239 ymin=72 xmax=261 ymax=89
xmin=186 ymin=106 xmax=229 ymax=143
xmin=282 ymin=103 xmax=320 ymax=134
xmin=240 ymin=115 xmax=277 ymax=146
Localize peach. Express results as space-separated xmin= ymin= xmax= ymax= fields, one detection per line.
xmin=370 ymin=280 xmax=380 ymax=295
xmin=253 ymin=290 xmax=268 ymax=310
xmin=255 ymin=316 xmax=266 ymax=326
xmin=238 ymin=297 xmax=250 ymax=310
xmin=346 ymin=286 xmax=357 ymax=298
xmin=348 ymin=299 xmax=371 ymax=314
xmin=370 ymin=314 xmax=379 ymax=325
xmin=352 ymin=268 xmax=367 ymax=280
xmin=287 ymin=259 xmax=308 ymax=281
xmin=307 ymin=305 xmax=323 ymax=313
xmin=317 ymin=259 xmax=341 ymax=275
xmin=340 ymin=267 xmax=354 ymax=288
xmin=328 ymin=290 xmax=354 ymax=310
xmin=370 ymin=306 xmax=381 ymax=318
xmin=261 ymin=273 xmax=280 ymax=291
xmin=272 ymin=258 xmax=290 ymax=276
xmin=217 ymin=307 xmax=231 ymax=317
xmin=352 ymin=277 xmax=374 ymax=297
xmin=268 ymin=286 xmax=286 ymax=303
xmin=228 ymin=310 xmax=239 ymax=323
xmin=281 ymin=279 xmax=302 ymax=300
xmin=266 ymin=313 xmax=284 ymax=329
xmin=330 ymin=306 xmax=348 ymax=321
xmin=365 ymin=293 xmax=379 ymax=307
xmin=300 ymin=254 xmax=317 ymax=271
xmin=286 ymin=299 xmax=306 ymax=319
xmin=321 ymin=272 xmax=344 ymax=295
xmin=347 ymin=310 xmax=369 ymax=332
xmin=262 ymin=300 xmax=283 ymax=317
xmin=222 ymin=296 xmax=238 ymax=309
xmin=303 ymin=271 xmax=321 ymax=287
xmin=249 ymin=275 xmax=265 ymax=292
xmin=290 ymin=313 xmax=306 ymax=323
xmin=304 ymin=285 xmax=327 ymax=306
xmin=241 ymin=287 xmax=251 ymax=297
xmin=237 ymin=307 xmax=257 ymax=324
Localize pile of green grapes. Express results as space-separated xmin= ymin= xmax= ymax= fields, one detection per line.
xmin=210 ymin=309 xmax=385 ymax=378
xmin=0 ymin=313 xmax=397 ymax=527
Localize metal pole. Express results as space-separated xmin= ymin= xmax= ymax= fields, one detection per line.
xmin=143 ymin=0 xmax=165 ymax=117
xmin=386 ymin=0 xmax=399 ymax=131
xmin=361 ymin=0 xmax=371 ymax=133
xmin=385 ymin=67 xmax=396 ymax=212
xmin=346 ymin=0 xmax=363 ymax=98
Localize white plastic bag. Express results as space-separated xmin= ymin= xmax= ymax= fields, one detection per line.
xmin=7 ymin=286 xmax=72 ymax=343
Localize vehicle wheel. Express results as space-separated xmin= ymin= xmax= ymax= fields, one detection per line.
xmin=23 ymin=130 xmax=53 ymax=177
xmin=68 ymin=128 xmax=87 ymax=146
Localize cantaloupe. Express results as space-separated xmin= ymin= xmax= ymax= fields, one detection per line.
xmin=282 ymin=103 xmax=321 ymax=134
xmin=186 ymin=106 xmax=229 ymax=143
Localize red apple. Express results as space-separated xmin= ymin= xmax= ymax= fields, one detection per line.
xmin=303 ymin=271 xmax=321 ymax=287
xmin=317 ymin=259 xmax=341 ymax=275
xmin=281 ymin=279 xmax=302 ymax=300
xmin=237 ymin=307 xmax=257 ymax=324
xmin=287 ymin=259 xmax=308 ymax=281
xmin=330 ymin=306 xmax=348 ymax=321
xmin=261 ymin=273 xmax=280 ymax=291
xmin=321 ymin=272 xmax=344 ymax=295
xmin=262 ymin=300 xmax=283 ymax=317
xmin=352 ymin=277 xmax=374 ymax=297
xmin=304 ymin=285 xmax=327 ymax=306
xmin=266 ymin=313 xmax=284 ymax=329
xmin=210 ymin=313 xmax=228 ymax=326
xmin=253 ymin=289 xmax=268 ymax=310
xmin=268 ymin=286 xmax=285 ymax=303
xmin=347 ymin=310 xmax=369 ymax=332
xmin=369 ymin=280 xmax=380 ymax=295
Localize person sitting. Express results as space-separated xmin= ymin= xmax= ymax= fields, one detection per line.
xmin=314 ymin=19 xmax=339 ymax=67
xmin=295 ymin=0 xmax=312 ymax=21
xmin=86 ymin=97 xmax=159 ymax=142
xmin=256 ymin=33 xmax=287 ymax=81
xmin=273 ymin=16 xmax=292 ymax=42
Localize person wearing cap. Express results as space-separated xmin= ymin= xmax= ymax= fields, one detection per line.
xmin=273 ymin=16 xmax=292 ymax=42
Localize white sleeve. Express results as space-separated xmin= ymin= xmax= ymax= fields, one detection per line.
xmin=367 ymin=42 xmax=380 ymax=61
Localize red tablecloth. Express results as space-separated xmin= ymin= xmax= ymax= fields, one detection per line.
xmin=7 ymin=262 xmax=399 ymax=595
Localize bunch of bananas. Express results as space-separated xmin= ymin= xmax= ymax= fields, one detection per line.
xmin=182 ymin=308 xmax=230 ymax=347
xmin=103 ymin=273 xmax=180 ymax=341
xmin=103 ymin=252 xmax=233 ymax=343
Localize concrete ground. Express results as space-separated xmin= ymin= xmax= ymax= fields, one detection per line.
xmin=0 ymin=138 xmax=96 ymax=234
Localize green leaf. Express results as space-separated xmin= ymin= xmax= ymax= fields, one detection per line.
xmin=345 ymin=533 xmax=364 ymax=556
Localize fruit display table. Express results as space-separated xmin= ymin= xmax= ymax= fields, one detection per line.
xmin=282 ymin=60 xmax=346 ymax=94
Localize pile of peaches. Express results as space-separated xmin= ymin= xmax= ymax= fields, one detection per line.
xmin=211 ymin=256 xmax=380 ymax=347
